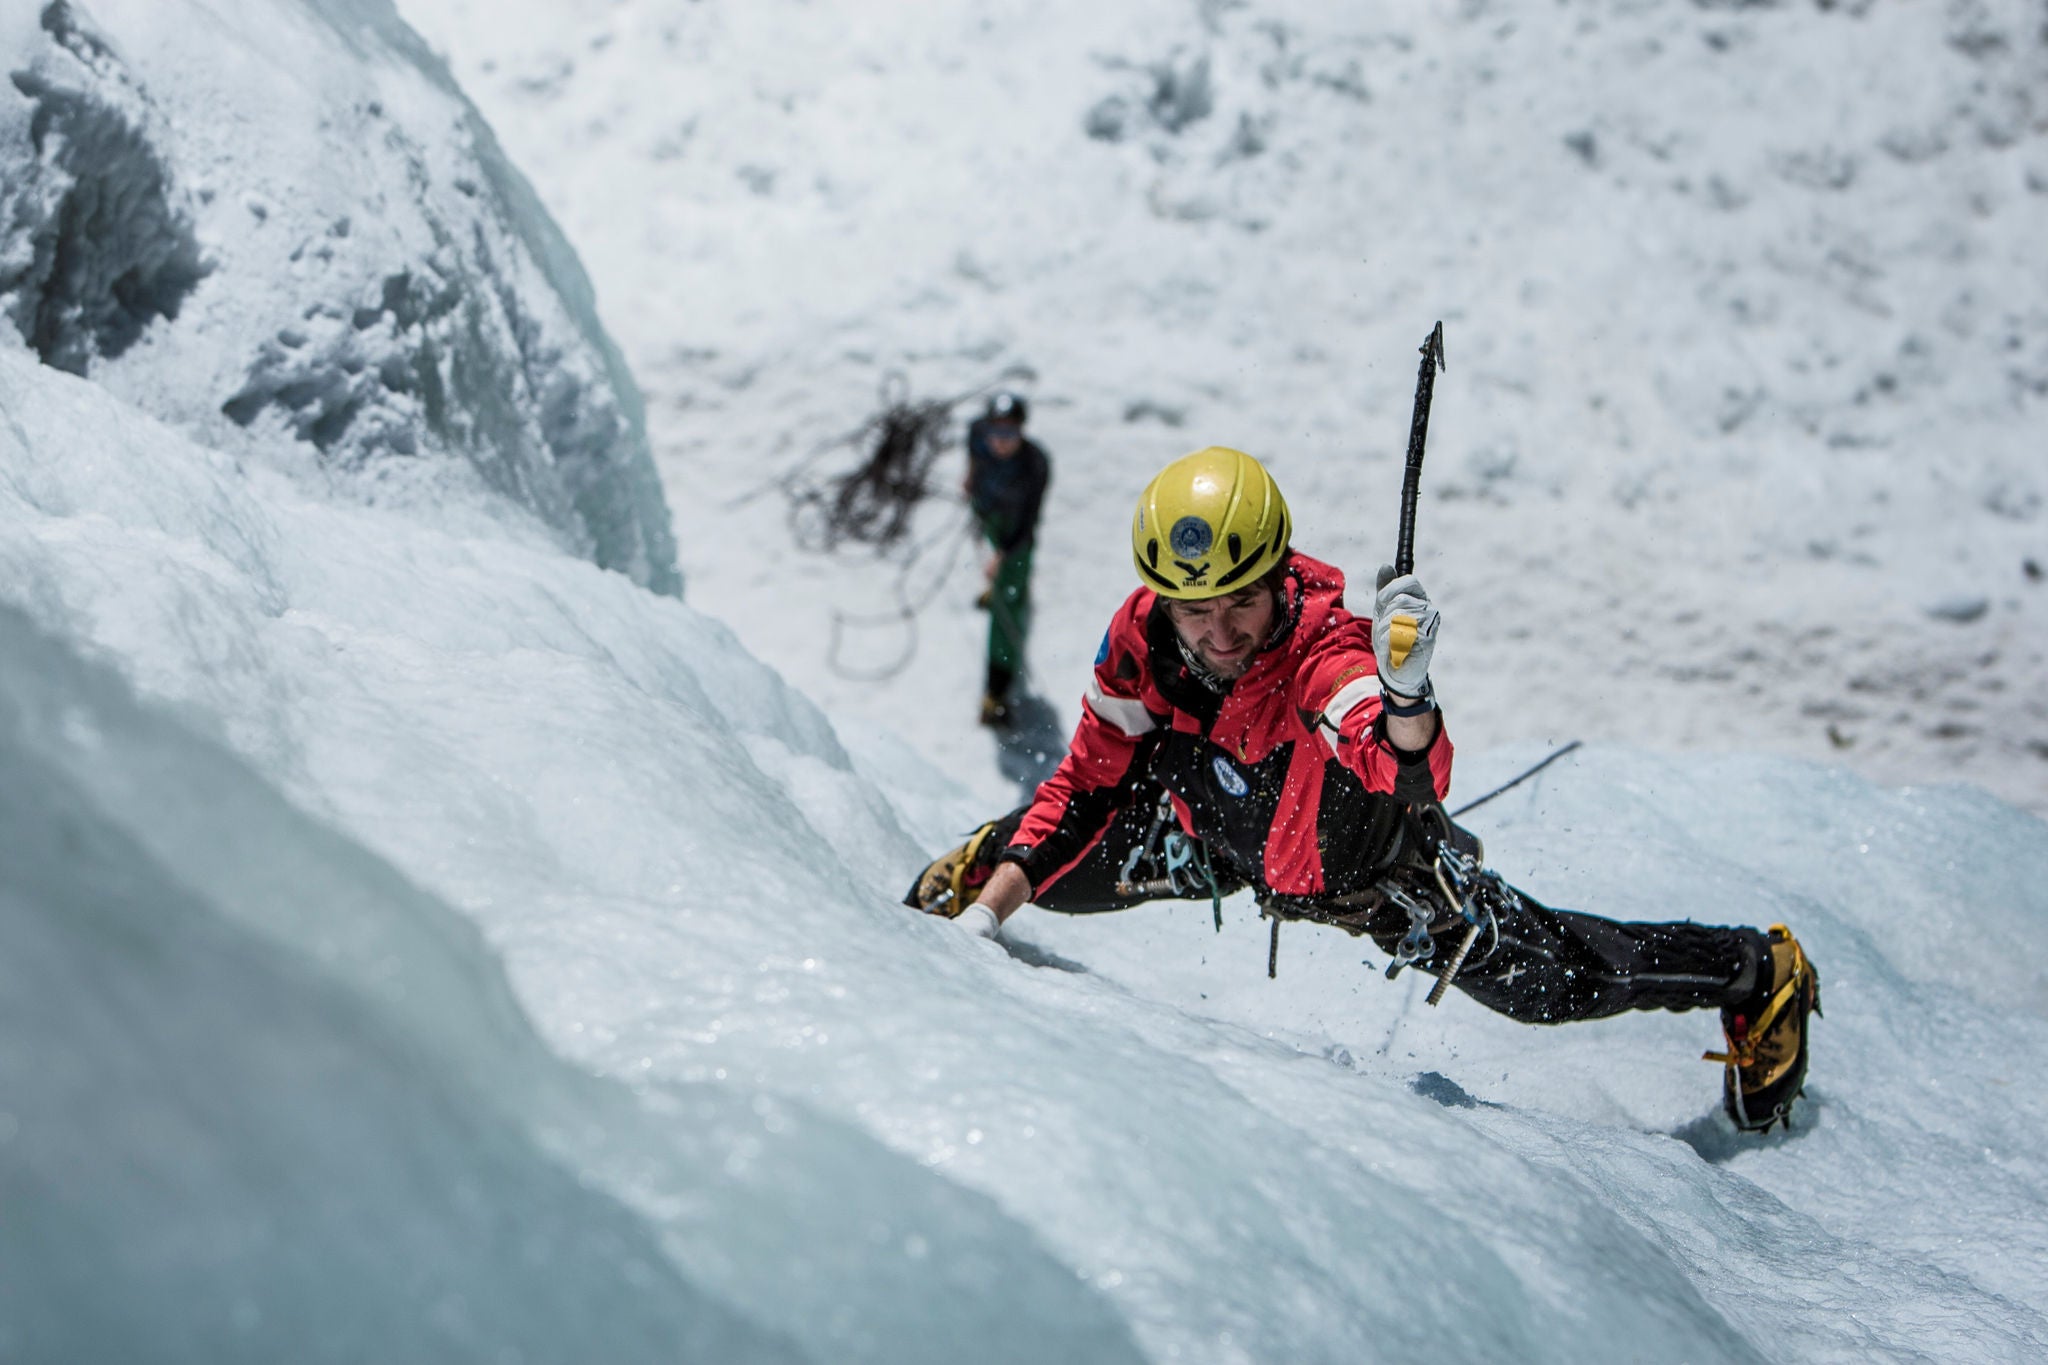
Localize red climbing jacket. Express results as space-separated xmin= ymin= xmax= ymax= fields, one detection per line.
xmin=1002 ymin=551 xmax=1453 ymax=900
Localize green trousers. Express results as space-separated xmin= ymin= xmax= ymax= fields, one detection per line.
xmin=982 ymin=529 xmax=1032 ymax=699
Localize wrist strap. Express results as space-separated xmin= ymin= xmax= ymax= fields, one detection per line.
xmin=1381 ymin=683 xmax=1436 ymax=717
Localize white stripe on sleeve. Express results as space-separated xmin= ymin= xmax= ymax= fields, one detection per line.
xmin=1085 ymin=679 xmax=1157 ymax=737
xmin=1318 ymin=677 xmax=1379 ymax=755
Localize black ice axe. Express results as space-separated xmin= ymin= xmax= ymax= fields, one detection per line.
xmin=1394 ymin=321 xmax=1446 ymax=578
xmin=1389 ymin=323 xmax=1476 ymax=1007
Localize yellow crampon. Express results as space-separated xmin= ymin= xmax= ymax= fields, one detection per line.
xmin=1703 ymin=925 xmax=1808 ymax=1066
xmin=914 ymin=821 xmax=999 ymax=919
xmin=1706 ymin=923 xmax=1820 ymax=1133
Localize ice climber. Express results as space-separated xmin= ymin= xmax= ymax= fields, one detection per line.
xmin=908 ymin=446 xmax=1821 ymax=1134
xmin=964 ymin=390 xmax=1050 ymax=727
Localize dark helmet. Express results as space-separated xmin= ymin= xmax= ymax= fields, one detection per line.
xmin=985 ymin=391 xmax=1028 ymax=426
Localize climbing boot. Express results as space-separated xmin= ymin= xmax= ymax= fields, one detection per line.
xmin=1706 ymin=924 xmax=1821 ymax=1134
xmin=904 ymin=821 xmax=1001 ymax=918
xmin=978 ymin=693 xmax=1012 ymax=728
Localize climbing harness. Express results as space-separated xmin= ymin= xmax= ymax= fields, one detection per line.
xmin=1416 ymin=822 xmax=1519 ymax=1006
xmin=1251 ymin=803 xmax=1525 ymax=1003
xmin=1115 ymin=789 xmax=1226 ymax=930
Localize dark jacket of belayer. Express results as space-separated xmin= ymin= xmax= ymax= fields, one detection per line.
xmin=965 ymin=417 xmax=1050 ymax=555
xmin=1001 ymin=551 xmax=1452 ymax=900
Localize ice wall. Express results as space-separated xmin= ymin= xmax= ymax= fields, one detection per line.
xmin=0 ymin=598 xmax=1161 ymax=1363
xmin=0 ymin=345 xmax=1149 ymax=1365
xmin=0 ymin=0 xmax=679 ymax=593
xmin=15 ymin=322 xmax=2048 ymax=1361
xmin=0 ymin=613 xmax=798 ymax=1364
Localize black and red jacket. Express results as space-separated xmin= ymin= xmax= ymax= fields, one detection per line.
xmin=1002 ymin=552 xmax=1453 ymax=900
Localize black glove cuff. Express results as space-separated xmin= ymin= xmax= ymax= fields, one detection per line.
xmin=1381 ymin=680 xmax=1436 ymax=717
xmin=996 ymin=844 xmax=1042 ymax=893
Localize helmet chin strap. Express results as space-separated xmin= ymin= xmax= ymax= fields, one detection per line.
xmin=1174 ymin=633 xmax=1232 ymax=694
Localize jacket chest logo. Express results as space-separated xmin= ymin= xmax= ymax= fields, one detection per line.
xmin=1211 ymin=754 xmax=1251 ymax=798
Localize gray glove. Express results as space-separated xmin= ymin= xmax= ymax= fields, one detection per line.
xmin=1373 ymin=565 xmax=1440 ymax=699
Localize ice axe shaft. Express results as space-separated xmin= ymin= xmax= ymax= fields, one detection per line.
xmin=1394 ymin=322 xmax=1446 ymax=578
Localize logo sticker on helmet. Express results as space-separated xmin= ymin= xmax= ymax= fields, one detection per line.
xmin=1211 ymin=754 xmax=1250 ymax=798
xmin=1169 ymin=516 xmax=1213 ymax=561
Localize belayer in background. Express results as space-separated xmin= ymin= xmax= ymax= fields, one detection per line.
xmin=909 ymin=446 xmax=1821 ymax=1134
xmin=964 ymin=391 xmax=1050 ymax=727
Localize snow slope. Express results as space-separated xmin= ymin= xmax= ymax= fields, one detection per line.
xmin=4 ymin=0 xmax=2047 ymax=1360
xmin=5 ymin=322 xmax=2047 ymax=1361
xmin=0 ymin=349 xmax=1140 ymax=1364
xmin=396 ymin=0 xmax=2048 ymax=816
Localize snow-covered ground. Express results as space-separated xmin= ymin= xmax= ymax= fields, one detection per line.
xmin=5 ymin=1 xmax=2048 ymax=1361
xmin=7 ymin=335 xmax=2048 ymax=1361
xmin=397 ymin=0 xmax=2048 ymax=818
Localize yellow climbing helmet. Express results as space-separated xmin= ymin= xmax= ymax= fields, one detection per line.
xmin=1130 ymin=447 xmax=1292 ymax=599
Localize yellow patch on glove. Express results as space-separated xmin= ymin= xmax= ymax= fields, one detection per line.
xmin=1386 ymin=615 xmax=1418 ymax=669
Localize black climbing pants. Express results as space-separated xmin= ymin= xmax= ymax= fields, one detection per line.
xmin=969 ymin=801 xmax=1768 ymax=1026
xmin=1335 ymin=859 xmax=1770 ymax=1023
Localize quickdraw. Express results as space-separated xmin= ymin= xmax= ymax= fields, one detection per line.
xmin=1380 ymin=881 xmax=1439 ymax=981
xmin=1116 ymin=789 xmax=1225 ymax=930
xmin=1378 ymin=808 xmax=1521 ymax=1007
xmin=1421 ymin=833 xmax=1518 ymax=1006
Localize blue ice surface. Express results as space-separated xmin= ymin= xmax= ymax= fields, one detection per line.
xmin=2 ymin=344 xmax=2045 ymax=1363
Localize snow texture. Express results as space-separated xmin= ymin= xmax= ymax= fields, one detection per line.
xmin=2 ymin=0 xmax=2047 ymax=1361
xmin=0 ymin=0 xmax=679 ymax=594
xmin=4 ymin=326 xmax=2047 ymax=1361
xmin=397 ymin=0 xmax=2048 ymax=817
xmin=0 ymin=349 xmax=1140 ymax=1365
